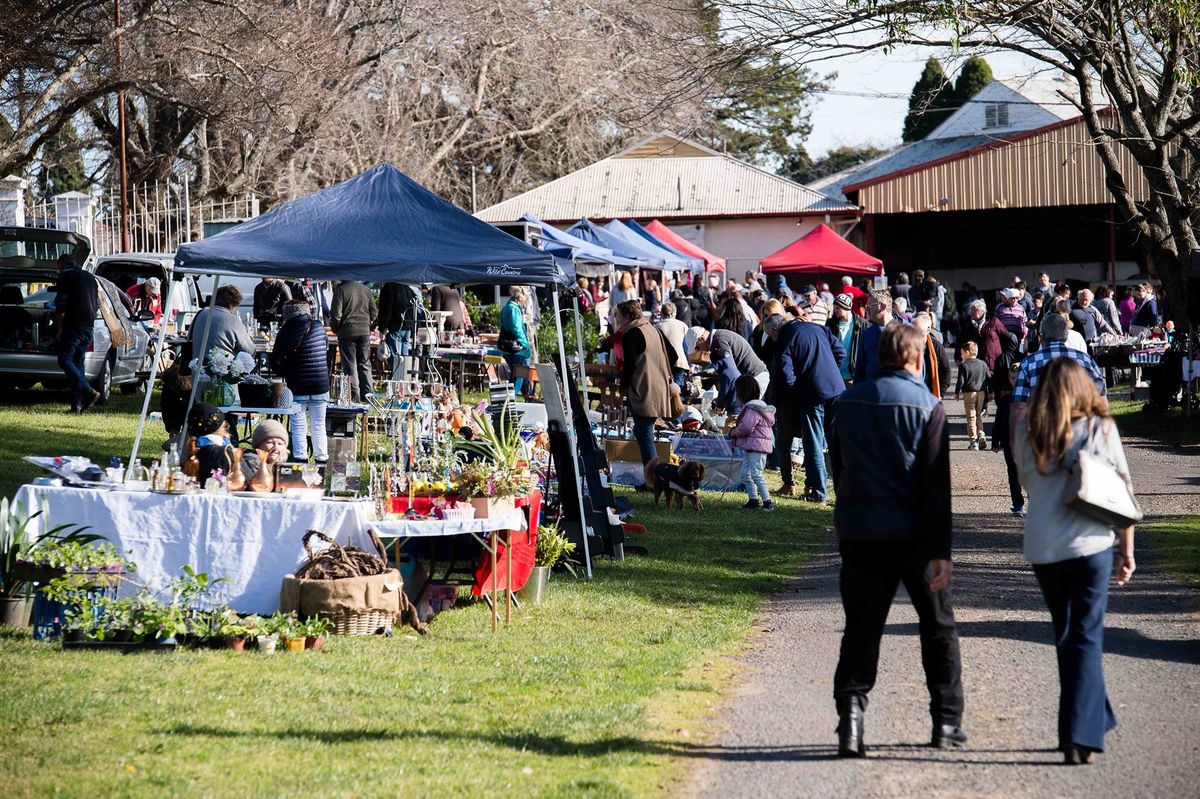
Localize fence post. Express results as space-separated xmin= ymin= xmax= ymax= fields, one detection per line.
xmin=0 ymin=175 xmax=28 ymax=226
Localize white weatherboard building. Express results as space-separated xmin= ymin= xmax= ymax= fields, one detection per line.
xmin=477 ymin=132 xmax=859 ymax=277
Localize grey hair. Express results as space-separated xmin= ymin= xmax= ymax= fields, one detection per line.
xmin=893 ymin=296 xmax=908 ymax=312
xmin=1040 ymin=312 xmax=1069 ymax=341
xmin=763 ymin=313 xmax=790 ymax=337
xmin=969 ymin=299 xmax=987 ymax=314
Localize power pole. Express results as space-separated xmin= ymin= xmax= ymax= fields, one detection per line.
xmin=116 ymin=0 xmax=130 ymax=252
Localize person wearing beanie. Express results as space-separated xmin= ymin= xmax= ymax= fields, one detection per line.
xmin=826 ymin=293 xmax=868 ymax=386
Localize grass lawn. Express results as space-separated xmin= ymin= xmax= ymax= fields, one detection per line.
xmin=0 ymin=389 xmax=831 ymax=797
xmin=1141 ymin=516 xmax=1200 ymax=588
xmin=1108 ymin=393 xmax=1200 ymax=449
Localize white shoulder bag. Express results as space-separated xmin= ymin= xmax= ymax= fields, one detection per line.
xmin=1063 ymin=417 xmax=1143 ymax=528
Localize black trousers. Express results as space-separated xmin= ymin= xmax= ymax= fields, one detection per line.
xmin=338 ymin=335 xmax=372 ymax=402
xmin=833 ymin=540 xmax=964 ymax=726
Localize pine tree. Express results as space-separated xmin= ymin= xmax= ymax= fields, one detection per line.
xmin=953 ymin=56 xmax=993 ymax=103
xmin=45 ymin=121 xmax=88 ymax=195
xmin=901 ymin=58 xmax=954 ymax=142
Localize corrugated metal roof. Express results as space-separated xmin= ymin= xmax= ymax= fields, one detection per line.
xmin=477 ymin=154 xmax=857 ymax=223
xmin=811 ymin=135 xmax=996 ymax=202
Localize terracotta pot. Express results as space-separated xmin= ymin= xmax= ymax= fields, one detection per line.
xmin=225 ymin=637 xmax=246 ymax=652
xmin=283 ymin=636 xmax=306 ymax=653
xmin=304 ymin=635 xmax=325 ymax=651
xmin=469 ymin=496 xmax=512 ymax=519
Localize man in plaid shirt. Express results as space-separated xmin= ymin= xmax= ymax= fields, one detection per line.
xmin=1010 ymin=313 xmax=1105 ymax=435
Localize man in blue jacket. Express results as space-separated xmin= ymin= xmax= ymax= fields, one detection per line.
xmin=765 ymin=313 xmax=844 ymax=502
xmin=828 ymin=323 xmax=963 ymax=758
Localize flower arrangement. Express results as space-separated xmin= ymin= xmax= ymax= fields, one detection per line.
xmin=455 ymin=460 xmax=534 ymax=499
xmin=190 ymin=347 xmax=256 ymax=385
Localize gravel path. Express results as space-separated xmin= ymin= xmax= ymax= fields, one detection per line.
xmin=686 ymin=399 xmax=1200 ymax=799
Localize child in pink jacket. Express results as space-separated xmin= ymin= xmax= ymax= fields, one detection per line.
xmin=729 ymin=374 xmax=777 ymax=511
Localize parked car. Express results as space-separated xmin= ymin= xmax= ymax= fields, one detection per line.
xmin=94 ymin=252 xmax=206 ymax=332
xmin=0 ymin=227 xmax=152 ymax=401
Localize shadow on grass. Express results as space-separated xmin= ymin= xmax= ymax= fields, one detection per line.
xmin=157 ymin=723 xmax=1064 ymax=766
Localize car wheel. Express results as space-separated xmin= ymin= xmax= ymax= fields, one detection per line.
xmin=119 ymin=378 xmax=147 ymax=396
xmin=92 ymin=353 xmax=113 ymax=405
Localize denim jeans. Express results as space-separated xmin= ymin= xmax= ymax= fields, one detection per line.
xmin=741 ymin=451 xmax=770 ymax=502
xmin=1033 ymin=548 xmax=1118 ymax=751
xmin=673 ymin=368 xmax=689 ymax=390
xmin=386 ymin=330 xmax=411 ymax=379
xmin=798 ymin=402 xmax=829 ymax=500
xmin=632 ymin=414 xmax=657 ymax=465
xmin=290 ymin=393 xmax=329 ymax=461
xmin=57 ymin=325 xmax=93 ymax=407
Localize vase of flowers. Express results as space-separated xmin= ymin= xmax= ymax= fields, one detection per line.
xmin=192 ymin=348 xmax=255 ymax=407
xmin=456 ymin=461 xmax=532 ymax=519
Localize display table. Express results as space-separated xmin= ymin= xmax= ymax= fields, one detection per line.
xmin=12 ymin=485 xmax=373 ymax=614
xmin=369 ymin=507 xmax=528 ymax=633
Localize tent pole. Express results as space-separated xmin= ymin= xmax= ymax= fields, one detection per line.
xmin=126 ymin=291 xmax=172 ymax=477
xmin=553 ymin=290 xmax=592 ymax=578
xmin=177 ymin=273 xmax=221 ymax=463
xmin=571 ymin=294 xmax=586 ymax=389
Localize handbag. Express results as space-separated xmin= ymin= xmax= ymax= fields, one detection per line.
xmin=1063 ymin=417 xmax=1143 ymax=528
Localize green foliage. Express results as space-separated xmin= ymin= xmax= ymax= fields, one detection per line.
xmin=953 ymin=56 xmax=993 ymax=103
xmin=902 ymin=57 xmax=955 ymax=142
xmin=23 ymin=539 xmax=127 ymax=572
xmin=786 ymin=144 xmax=888 ymax=184
xmin=534 ymin=521 xmax=577 ymax=569
xmin=302 ymin=616 xmax=332 ymax=637
xmin=537 ymin=309 xmax=600 ymax=361
xmin=42 ymin=121 xmax=89 ymax=196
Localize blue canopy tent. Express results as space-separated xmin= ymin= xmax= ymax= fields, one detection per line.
xmin=602 ymin=220 xmax=700 ymax=274
xmin=175 ymin=163 xmax=573 ymax=286
xmin=565 ymin=220 xmax=665 ymax=268
xmin=520 ymin=213 xmax=639 ymax=274
xmin=625 ymin=220 xmax=705 ymax=273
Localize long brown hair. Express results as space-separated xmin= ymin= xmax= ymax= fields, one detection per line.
xmin=1027 ymin=357 xmax=1111 ymax=474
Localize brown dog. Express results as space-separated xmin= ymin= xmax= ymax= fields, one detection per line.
xmin=645 ymin=457 xmax=705 ymax=510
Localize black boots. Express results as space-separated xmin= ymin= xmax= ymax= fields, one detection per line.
xmin=837 ymin=696 xmax=866 ymax=758
xmin=930 ymin=723 xmax=968 ymax=749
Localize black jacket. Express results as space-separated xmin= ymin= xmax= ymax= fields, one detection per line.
xmin=269 ymin=312 xmax=330 ymax=396
xmin=825 ymin=314 xmax=868 ymax=378
xmin=376 ymin=283 xmax=424 ymax=331
xmin=691 ymin=285 xmax=715 ymax=328
xmin=253 ymin=280 xmax=292 ymax=325
xmin=55 ymin=267 xmax=99 ymax=329
xmin=830 ymin=369 xmax=951 ymax=559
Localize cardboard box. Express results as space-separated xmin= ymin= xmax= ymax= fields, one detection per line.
xmin=604 ymin=438 xmax=672 ymax=464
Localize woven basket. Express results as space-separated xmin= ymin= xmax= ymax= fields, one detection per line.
xmin=329 ymin=607 xmax=396 ymax=636
xmin=442 ymin=506 xmax=476 ymax=522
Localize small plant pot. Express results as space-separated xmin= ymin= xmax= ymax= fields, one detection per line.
xmin=469 ymin=496 xmax=511 ymax=519
xmin=225 ymin=637 xmax=247 ymax=652
xmin=304 ymin=635 xmax=325 ymax=651
xmin=0 ymin=596 xmax=29 ymax=627
xmin=112 ymin=629 xmax=135 ymax=643
xmin=62 ymin=629 xmax=84 ymax=644
xmin=283 ymin=636 xmax=306 ymax=653
xmin=256 ymin=635 xmax=277 ymax=654
xmin=517 ymin=565 xmax=550 ymax=605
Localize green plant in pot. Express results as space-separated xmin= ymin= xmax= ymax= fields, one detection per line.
xmin=519 ymin=521 xmax=577 ymax=605
xmin=456 ymin=403 xmax=535 ymax=518
xmin=277 ymin=612 xmax=306 ymax=652
xmin=0 ymin=497 xmax=38 ymax=626
xmin=303 ymin=616 xmax=331 ymax=650
xmin=136 ymin=598 xmax=187 ymax=646
xmin=219 ymin=610 xmax=254 ymax=652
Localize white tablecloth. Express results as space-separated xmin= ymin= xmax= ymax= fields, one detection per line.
xmin=12 ymin=485 xmax=373 ymax=614
xmin=368 ymin=508 xmax=526 ymax=540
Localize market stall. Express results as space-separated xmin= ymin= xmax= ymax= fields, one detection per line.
xmin=760 ymin=223 xmax=883 ymax=275
xmin=15 ymin=164 xmax=598 ymax=632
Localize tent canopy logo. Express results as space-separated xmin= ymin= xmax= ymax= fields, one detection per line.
xmin=486 ymin=264 xmax=519 ymax=276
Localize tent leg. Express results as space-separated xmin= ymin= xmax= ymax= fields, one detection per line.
xmin=177 ymin=274 xmax=221 ymax=463
xmin=571 ymin=295 xmax=586 ymax=391
xmin=553 ymin=290 xmax=592 ymax=579
xmin=126 ymin=296 xmax=172 ymax=476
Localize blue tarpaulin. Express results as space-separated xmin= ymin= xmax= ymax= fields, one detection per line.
xmin=175 ymin=164 xmax=572 ymax=286
xmin=565 ymin=220 xmax=664 ymax=267
xmin=624 ymin=220 xmax=705 ymax=273
xmin=602 ymin=220 xmax=699 ymax=273
xmin=521 ymin=213 xmax=639 ymax=268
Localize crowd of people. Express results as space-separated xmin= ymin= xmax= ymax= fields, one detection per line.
xmin=605 ymin=266 xmax=1142 ymax=765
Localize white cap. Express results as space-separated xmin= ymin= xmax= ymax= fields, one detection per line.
xmin=146 ymin=277 xmax=161 ymax=294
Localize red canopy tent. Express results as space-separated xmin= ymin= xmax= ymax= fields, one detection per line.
xmin=760 ymin=223 xmax=882 ymax=275
xmin=644 ymin=219 xmax=726 ymax=273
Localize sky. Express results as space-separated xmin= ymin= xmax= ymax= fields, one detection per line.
xmin=803 ymin=46 xmax=1045 ymax=157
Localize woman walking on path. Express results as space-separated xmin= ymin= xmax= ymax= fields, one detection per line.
xmin=1014 ymin=357 xmax=1137 ymax=765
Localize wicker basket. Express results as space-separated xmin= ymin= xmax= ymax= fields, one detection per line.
xmin=442 ymin=506 xmax=476 ymax=522
xmin=329 ymin=607 xmax=396 ymax=636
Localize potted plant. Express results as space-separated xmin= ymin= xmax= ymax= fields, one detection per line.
xmin=136 ymin=598 xmax=187 ymax=647
xmin=219 ymin=610 xmax=253 ymax=652
xmin=102 ymin=597 xmax=139 ymax=643
xmin=519 ymin=521 xmax=577 ymax=605
xmin=455 ymin=461 xmax=533 ymax=519
xmin=279 ymin=613 xmax=306 ymax=652
xmin=0 ymin=497 xmax=37 ymax=626
xmin=303 ymin=616 xmax=331 ymax=650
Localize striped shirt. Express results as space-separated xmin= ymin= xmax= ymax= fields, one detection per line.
xmin=1011 ymin=341 xmax=1105 ymax=403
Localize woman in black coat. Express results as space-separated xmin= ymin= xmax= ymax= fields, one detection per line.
xmin=269 ymin=300 xmax=331 ymax=462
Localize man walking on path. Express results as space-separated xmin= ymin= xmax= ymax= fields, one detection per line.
xmin=829 ymin=324 xmax=964 ymax=757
